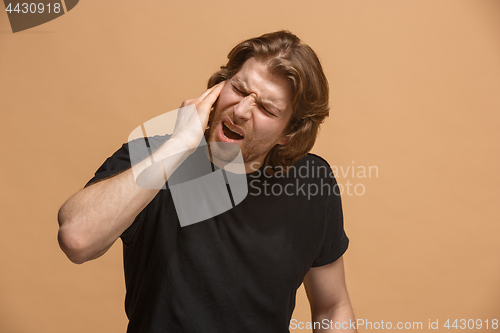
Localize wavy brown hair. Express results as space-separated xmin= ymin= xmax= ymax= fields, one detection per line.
xmin=207 ymin=30 xmax=330 ymax=172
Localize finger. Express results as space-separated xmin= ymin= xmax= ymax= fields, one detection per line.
xmin=180 ymin=99 xmax=194 ymax=107
xmin=200 ymin=81 xmax=226 ymax=108
xmin=197 ymin=82 xmax=220 ymax=101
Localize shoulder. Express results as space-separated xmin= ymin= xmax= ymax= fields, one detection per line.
xmin=105 ymin=134 xmax=171 ymax=157
xmin=290 ymin=153 xmax=336 ymax=180
xmin=303 ymin=153 xmax=333 ymax=168
xmin=294 ymin=153 xmax=332 ymax=167
xmin=85 ymin=134 xmax=171 ymax=188
xmin=127 ymin=134 xmax=171 ymax=152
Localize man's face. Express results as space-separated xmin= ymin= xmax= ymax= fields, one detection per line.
xmin=206 ymin=57 xmax=293 ymax=170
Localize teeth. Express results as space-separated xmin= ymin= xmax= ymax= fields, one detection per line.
xmin=223 ymin=121 xmax=242 ymax=136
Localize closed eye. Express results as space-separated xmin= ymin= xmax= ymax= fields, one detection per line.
xmin=232 ymin=84 xmax=246 ymax=96
xmin=232 ymin=84 xmax=276 ymax=117
xmin=259 ymin=104 xmax=275 ymax=117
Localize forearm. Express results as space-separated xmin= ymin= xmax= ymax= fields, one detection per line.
xmin=57 ymin=137 xmax=192 ymax=263
xmin=58 ymin=83 xmax=225 ymax=264
xmin=312 ymin=303 xmax=357 ymax=333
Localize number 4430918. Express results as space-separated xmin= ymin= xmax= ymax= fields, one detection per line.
xmin=444 ymin=319 xmax=498 ymax=329
xmin=5 ymin=3 xmax=62 ymax=14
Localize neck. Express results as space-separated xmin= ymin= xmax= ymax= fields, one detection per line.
xmin=204 ymin=144 xmax=264 ymax=174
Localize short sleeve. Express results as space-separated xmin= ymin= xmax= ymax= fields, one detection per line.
xmin=311 ymin=174 xmax=349 ymax=267
xmin=85 ymin=134 xmax=171 ymax=188
xmin=84 ymin=142 xmax=132 ymax=188
xmin=83 ymin=135 xmax=170 ymax=244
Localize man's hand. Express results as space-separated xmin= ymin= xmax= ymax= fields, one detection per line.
xmin=58 ymin=82 xmax=226 ymax=264
xmin=171 ymin=81 xmax=225 ymax=150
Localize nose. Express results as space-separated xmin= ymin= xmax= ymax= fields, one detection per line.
xmin=233 ymin=94 xmax=256 ymax=121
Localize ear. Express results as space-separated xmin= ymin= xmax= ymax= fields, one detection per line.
xmin=277 ymin=134 xmax=290 ymax=146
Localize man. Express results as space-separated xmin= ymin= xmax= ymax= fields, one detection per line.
xmin=58 ymin=31 xmax=357 ymax=333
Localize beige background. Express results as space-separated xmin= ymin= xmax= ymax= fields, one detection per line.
xmin=1 ymin=0 xmax=499 ymax=332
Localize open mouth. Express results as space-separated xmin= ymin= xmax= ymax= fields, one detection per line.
xmin=222 ymin=121 xmax=244 ymax=140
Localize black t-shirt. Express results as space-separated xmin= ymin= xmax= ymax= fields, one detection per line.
xmin=86 ymin=136 xmax=349 ymax=333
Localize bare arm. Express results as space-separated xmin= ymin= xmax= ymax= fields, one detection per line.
xmin=303 ymin=256 xmax=357 ymax=333
xmin=57 ymin=82 xmax=225 ymax=264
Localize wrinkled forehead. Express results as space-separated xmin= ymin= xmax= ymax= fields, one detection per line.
xmin=231 ymin=57 xmax=293 ymax=115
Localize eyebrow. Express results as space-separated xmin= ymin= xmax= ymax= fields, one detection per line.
xmin=233 ymin=78 xmax=283 ymax=113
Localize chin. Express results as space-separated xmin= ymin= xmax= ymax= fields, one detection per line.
xmin=209 ymin=141 xmax=242 ymax=163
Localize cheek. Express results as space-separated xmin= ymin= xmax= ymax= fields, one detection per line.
xmin=217 ymin=87 xmax=240 ymax=108
xmin=253 ymin=116 xmax=287 ymax=138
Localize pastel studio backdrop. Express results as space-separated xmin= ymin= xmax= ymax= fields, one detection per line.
xmin=1 ymin=0 xmax=499 ymax=332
